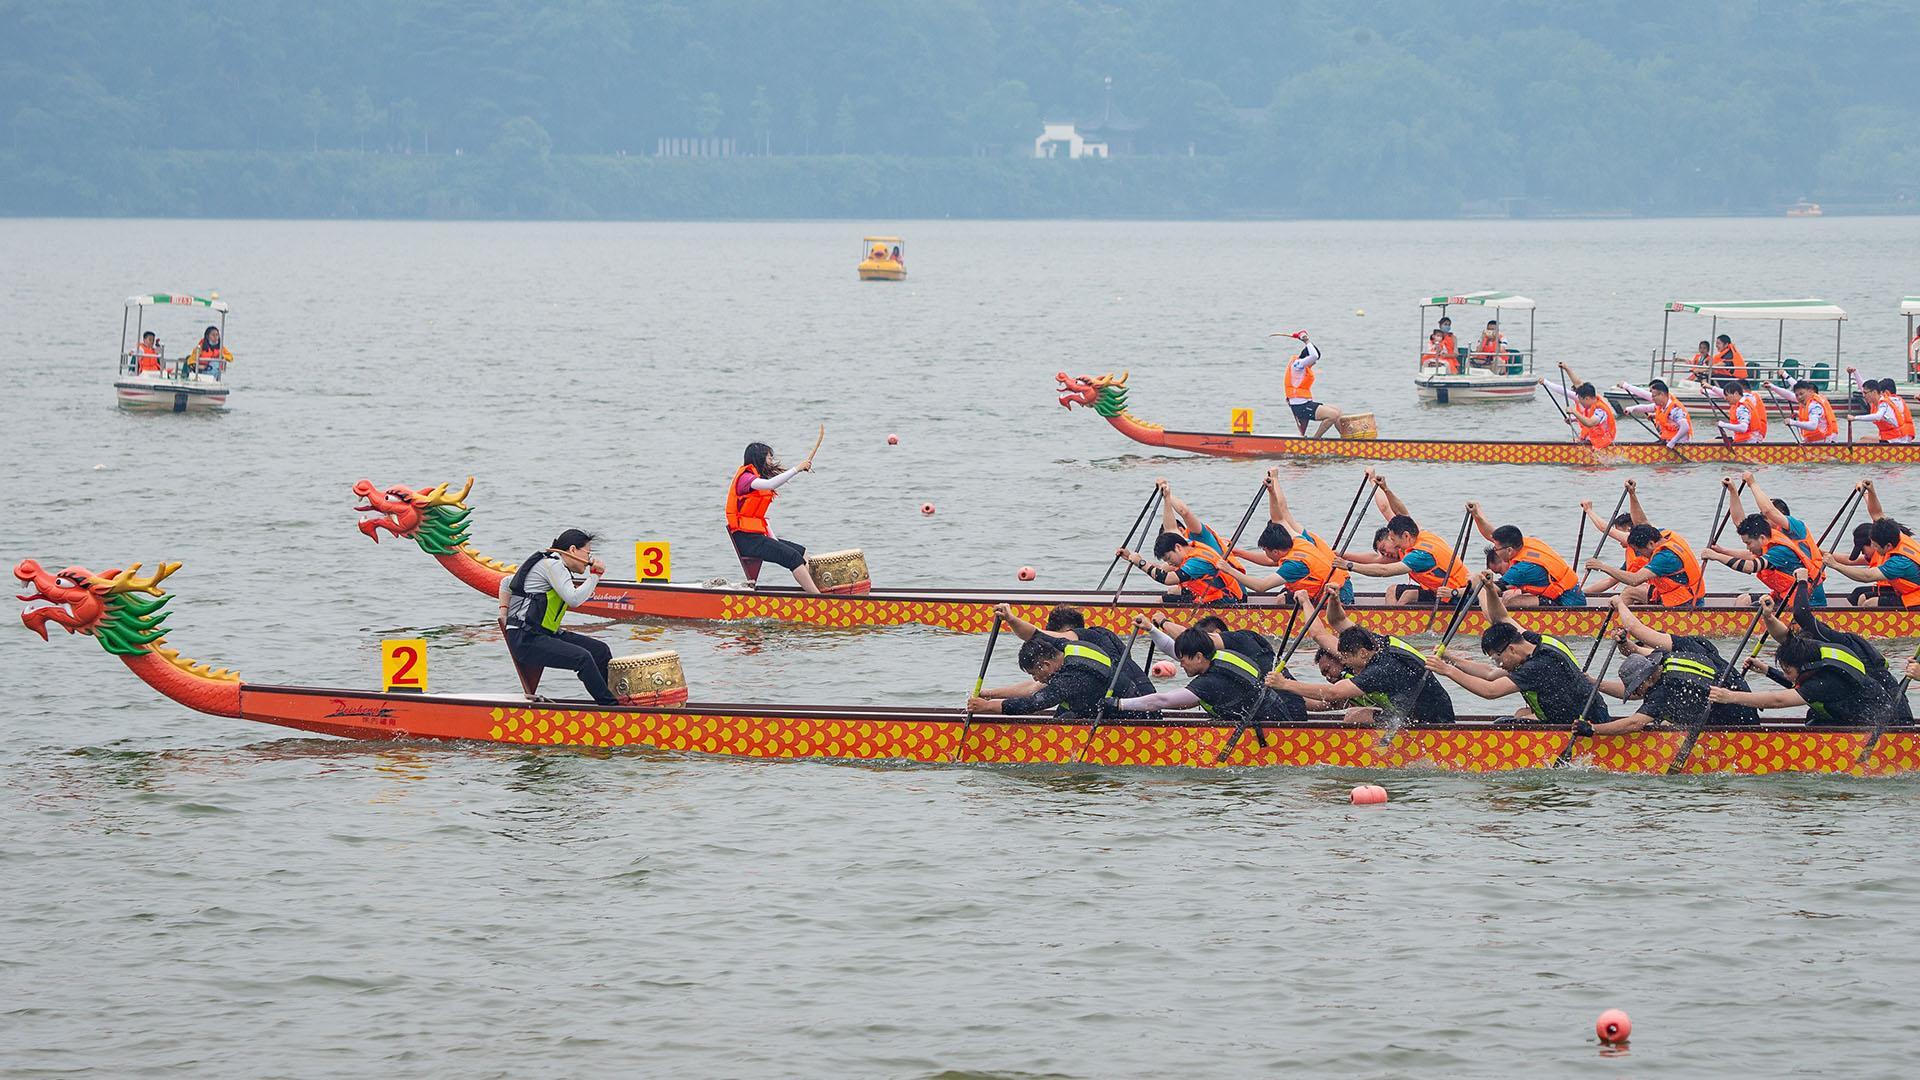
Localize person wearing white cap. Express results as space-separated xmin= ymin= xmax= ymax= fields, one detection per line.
xmin=1271 ymin=329 xmax=1345 ymax=439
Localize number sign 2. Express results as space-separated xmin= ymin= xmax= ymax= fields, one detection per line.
xmin=382 ymin=638 xmax=428 ymax=693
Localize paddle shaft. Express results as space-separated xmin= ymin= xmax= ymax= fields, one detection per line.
xmin=1424 ymin=505 xmax=1476 ymax=633
xmin=1667 ymin=581 xmax=1793 ymax=775
xmin=955 ymin=613 xmax=1005 ymax=762
xmin=1108 ymin=490 xmax=1163 ymax=605
xmin=1577 ymin=483 xmax=1633 ymax=591
xmin=1555 ymin=639 xmax=1620 ymax=767
xmin=1817 ymin=486 xmax=1865 ymax=551
xmin=1222 ymin=479 xmax=1269 ymax=558
xmin=1097 ymin=486 xmax=1161 ymax=591
xmin=1857 ymin=641 xmax=1920 ymax=765
xmin=1390 ymin=581 xmax=1482 ymax=741
xmin=1226 ymin=587 xmax=1339 ymax=762
xmin=1078 ymin=625 xmax=1146 ymax=762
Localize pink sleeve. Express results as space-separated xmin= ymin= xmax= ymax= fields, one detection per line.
xmin=735 ymin=472 xmax=754 ymax=496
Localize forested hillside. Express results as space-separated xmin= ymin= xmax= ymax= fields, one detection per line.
xmin=4 ymin=0 xmax=1915 ymax=217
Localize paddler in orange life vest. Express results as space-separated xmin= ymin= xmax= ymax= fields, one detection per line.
xmin=1272 ymin=329 xmax=1345 ymax=439
xmin=1616 ymin=378 xmax=1692 ymax=449
xmin=1829 ymin=515 xmax=1920 ymax=608
xmin=1583 ymin=523 xmax=1707 ymax=608
xmin=133 ymin=330 xmax=162 ymax=373
xmin=726 ymin=440 xmax=823 ymax=593
xmin=193 ymin=325 xmax=233 ymax=376
xmin=1547 ymin=362 xmax=1617 ymax=448
xmin=1469 ymin=502 xmax=1587 ymax=607
xmin=1115 ymin=479 xmax=1245 ymax=607
xmin=1222 ymin=468 xmax=1356 ymax=605
xmin=1844 ymin=369 xmax=1916 ymax=443
xmin=1699 ymin=472 xmax=1829 ymax=608
xmin=1763 ymin=379 xmax=1841 ymax=443
xmin=1702 ymin=377 xmax=1770 ymax=443
xmin=1333 ymin=471 xmax=1467 ymax=605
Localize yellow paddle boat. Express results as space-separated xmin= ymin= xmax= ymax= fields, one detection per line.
xmin=857 ymin=235 xmax=906 ymax=281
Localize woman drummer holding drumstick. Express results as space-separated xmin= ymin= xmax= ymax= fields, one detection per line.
xmin=725 ymin=431 xmax=823 ymax=592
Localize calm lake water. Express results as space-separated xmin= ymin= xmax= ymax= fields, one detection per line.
xmin=3 ymin=217 xmax=1919 ymax=1077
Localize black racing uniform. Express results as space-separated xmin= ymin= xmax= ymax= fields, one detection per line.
xmin=1219 ymin=628 xmax=1308 ymax=723
xmin=1640 ymin=635 xmax=1759 ymax=726
xmin=1506 ymin=632 xmax=1609 ymax=728
xmin=1074 ymin=625 xmax=1155 ymax=698
xmin=1761 ymin=645 xmax=1892 ymax=727
xmin=1789 ymin=590 xmax=1913 ymax=725
xmin=1350 ymin=636 xmax=1455 ymax=724
xmin=1188 ymin=648 xmax=1301 ymax=726
xmin=1002 ymin=642 xmax=1155 ymax=720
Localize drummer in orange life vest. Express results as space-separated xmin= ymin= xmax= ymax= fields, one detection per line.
xmin=132 ymin=330 xmax=163 ymax=374
xmin=1616 ymin=378 xmax=1692 ymax=449
xmin=1271 ymin=329 xmax=1345 ymax=439
xmin=1844 ymin=368 xmax=1916 ymax=443
xmin=1114 ymin=479 xmax=1246 ymax=606
xmin=1701 ymin=377 xmax=1770 ymax=443
xmin=1469 ymin=502 xmax=1588 ymax=607
xmin=725 ymin=440 xmax=823 ymax=593
xmin=1761 ymin=379 xmax=1841 ymax=443
xmin=1220 ymin=468 xmax=1357 ymax=605
xmin=1546 ymin=362 xmax=1617 ymax=449
xmin=1332 ymin=471 xmax=1467 ymax=605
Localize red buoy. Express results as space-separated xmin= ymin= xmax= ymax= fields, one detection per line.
xmin=1596 ymin=1009 xmax=1631 ymax=1044
xmin=1017 ymin=566 xmax=1036 ymax=581
xmin=1349 ymin=784 xmax=1389 ymax=805
xmin=886 ymin=434 xmax=900 ymax=445
xmin=920 ymin=503 xmax=935 ymax=516
xmin=1150 ymin=660 xmax=1177 ymax=679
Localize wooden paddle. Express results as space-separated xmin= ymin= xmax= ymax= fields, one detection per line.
xmin=1423 ymin=505 xmax=1475 ymax=632
xmin=1096 ymin=486 xmax=1162 ymax=591
xmin=1108 ymin=490 xmax=1163 ymax=606
xmin=1816 ymin=485 xmax=1866 ymax=551
xmin=1221 ymin=476 xmax=1270 ymax=561
xmin=1577 ymin=483 xmax=1632 ymax=592
xmin=954 ymin=613 xmax=1004 ymax=762
xmin=1077 ymin=625 xmax=1146 ymax=764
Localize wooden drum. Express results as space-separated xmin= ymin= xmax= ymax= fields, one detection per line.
xmin=607 ymin=650 xmax=689 ymax=707
xmin=805 ymin=548 xmax=872 ymax=594
xmin=1336 ymin=412 xmax=1378 ymax=439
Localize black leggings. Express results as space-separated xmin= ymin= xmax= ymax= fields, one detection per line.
xmin=507 ymin=628 xmax=616 ymax=705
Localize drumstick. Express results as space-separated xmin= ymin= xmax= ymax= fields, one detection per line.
xmin=803 ymin=423 xmax=825 ymax=467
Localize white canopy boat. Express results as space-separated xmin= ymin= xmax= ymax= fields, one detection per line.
xmin=1604 ymin=298 xmax=1857 ymax=417
xmin=112 ymin=292 xmax=233 ymax=413
xmin=1412 ymin=291 xmax=1541 ymax=403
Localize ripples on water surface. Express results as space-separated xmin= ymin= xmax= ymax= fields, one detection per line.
xmin=4 ymin=218 xmax=1920 ymax=1076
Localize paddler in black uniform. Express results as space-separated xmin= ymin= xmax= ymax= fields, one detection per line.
xmin=1589 ymin=595 xmax=1758 ymax=733
xmin=1110 ymin=623 xmax=1296 ymax=727
xmin=983 ymin=603 xmax=1154 ymax=699
xmin=1705 ymin=575 xmax=1902 ymax=727
xmin=1139 ymin=613 xmax=1308 ymax=722
xmin=966 ymin=634 xmax=1157 ymax=719
xmin=499 ymin=528 xmax=616 ymax=705
xmin=1260 ymin=595 xmax=1455 ymax=725
xmin=1422 ymin=571 xmax=1609 ymax=729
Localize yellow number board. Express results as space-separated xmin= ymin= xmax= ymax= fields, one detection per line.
xmin=382 ymin=638 xmax=428 ymax=693
xmin=635 ymin=540 xmax=671 ymax=582
xmin=1230 ymin=407 xmax=1254 ymax=434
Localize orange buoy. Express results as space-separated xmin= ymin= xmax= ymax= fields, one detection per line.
xmin=1017 ymin=566 xmax=1036 ymax=581
xmin=1349 ymin=784 xmax=1389 ymax=805
xmin=887 ymin=434 xmax=899 ymax=445
xmin=1150 ymin=660 xmax=1177 ymax=679
xmin=921 ymin=503 xmax=935 ymax=516
xmin=1595 ymin=1009 xmax=1631 ymax=1044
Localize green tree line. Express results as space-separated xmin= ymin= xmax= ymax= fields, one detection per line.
xmin=3 ymin=0 xmax=1915 ymax=217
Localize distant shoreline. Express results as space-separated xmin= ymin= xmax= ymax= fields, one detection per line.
xmin=5 ymin=151 xmax=1902 ymax=222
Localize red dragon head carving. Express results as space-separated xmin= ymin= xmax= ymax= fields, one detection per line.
xmin=16 ymin=558 xmax=176 ymax=640
xmin=354 ymin=477 xmax=474 ymax=542
xmin=1056 ymin=371 xmax=1129 ymax=409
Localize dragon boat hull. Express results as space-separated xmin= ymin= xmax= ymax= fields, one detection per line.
xmin=1057 ymin=372 xmax=1920 ymax=465
xmin=125 ymin=683 xmax=1920 ymax=775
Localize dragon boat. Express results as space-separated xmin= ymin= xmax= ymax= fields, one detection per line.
xmin=1056 ymin=372 xmax=1920 ymax=466
xmin=353 ymin=477 xmax=1920 ymax=641
xmin=18 ymin=556 xmax=1919 ymax=776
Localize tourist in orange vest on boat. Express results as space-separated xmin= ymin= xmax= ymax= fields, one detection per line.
xmin=1701 ymin=473 xmax=1829 ymax=608
xmin=1436 ymin=316 xmax=1457 ymax=361
xmin=1547 ymin=363 xmax=1617 ymax=449
xmin=1845 ymin=370 xmax=1916 ymax=443
xmin=1470 ymin=320 xmax=1508 ymax=370
xmin=1333 ymin=473 xmax=1467 ymax=605
xmin=193 ymin=326 xmax=233 ymax=376
xmin=1224 ymin=469 xmax=1355 ymax=604
xmin=1116 ymin=479 xmax=1246 ymax=606
xmin=1470 ymin=502 xmax=1587 ymax=607
xmin=1617 ymin=379 xmax=1692 ymax=449
xmin=1422 ymin=329 xmax=1457 ymax=374
xmin=1584 ymin=524 xmax=1707 ymax=607
xmin=726 ymin=441 xmax=822 ymax=593
xmin=1272 ymin=329 xmax=1345 ymax=439
xmin=1702 ymin=378 xmax=1770 ymax=443
xmin=1685 ymin=340 xmax=1715 ymax=382
xmin=133 ymin=331 xmax=162 ymax=373
xmin=1830 ymin=516 xmax=1920 ymax=607
xmin=1711 ymin=334 xmax=1748 ymax=383
xmin=1763 ymin=379 xmax=1841 ymax=442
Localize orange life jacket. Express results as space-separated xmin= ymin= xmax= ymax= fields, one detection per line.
xmin=1798 ymin=392 xmax=1839 ymax=442
xmin=1405 ymin=530 xmax=1468 ymax=592
xmin=1645 ymin=530 xmax=1706 ymax=607
xmin=1284 ymin=352 xmax=1315 ymax=401
xmin=1871 ymin=535 xmax=1920 ymax=608
xmin=1653 ymin=399 xmax=1690 ymax=443
xmin=1574 ymin=397 xmax=1616 ymax=448
xmin=1511 ymin=538 xmax=1579 ymax=603
xmin=1755 ymin=527 xmax=1825 ymax=602
xmin=1283 ymin=529 xmax=1350 ymax=601
xmin=1437 ymin=332 xmax=1457 ymax=358
xmin=1874 ymin=395 xmax=1916 ymax=442
xmin=725 ymin=465 xmax=775 ymax=534
xmin=1622 ymin=545 xmax=1650 ymax=573
xmin=1477 ymin=332 xmax=1503 ymax=357
xmin=198 ymin=343 xmax=224 ymax=359
xmin=1176 ymin=542 xmax=1246 ymax=605
xmin=1424 ymin=346 xmax=1458 ymax=375
xmin=135 ymin=342 xmax=161 ymax=373
xmin=1730 ymin=391 xmax=1768 ymax=443
xmin=1714 ymin=344 xmax=1747 ymax=379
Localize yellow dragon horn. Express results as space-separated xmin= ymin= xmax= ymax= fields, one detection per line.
xmin=86 ymin=561 xmax=182 ymax=596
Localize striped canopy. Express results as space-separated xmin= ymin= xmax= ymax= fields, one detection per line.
xmin=1666 ymin=299 xmax=1845 ymax=321
xmin=126 ymin=292 xmax=228 ymax=313
xmin=1901 ymin=296 xmax=1920 ymax=315
xmin=1419 ymin=290 xmax=1535 ymax=310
